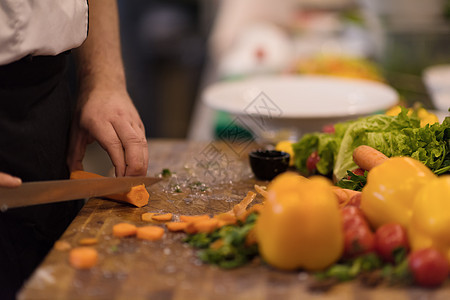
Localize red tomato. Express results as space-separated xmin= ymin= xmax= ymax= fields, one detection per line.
xmin=347 ymin=168 xmax=365 ymax=179
xmin=341 ymin=206 xmax=375 ymax=257
xmin=306 ymin=151 xmax=320 ymax=173
xmin=348 ymin=193 xmax=362 ymax=207
xmin=341 ymin=206 xmax=367 ymax=231
xmin=375 ymin=223 xmax=409 ymax=263
xmin=408 ymin=248 xmax=449 ymax=287
xmin=322 ymin=124 xmax=335 ymax=134
xmin=344 ymin=225 xmax=375 ymax=258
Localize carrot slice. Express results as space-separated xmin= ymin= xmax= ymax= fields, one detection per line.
xmin=254 ymin=184 xmax=268 ymax=198
xmin=112 ymin=222 xmax=137 ymax=237
xmin=70 ymin=170 xmax=150 ymax=207
xmin=193 ymin=219 xmax=219 ymax=234
xmin=78 ymin=238 xmax=98 ymax=246
xmin=69 ymin=247 xmax=98 ymax=269
xmin=352 ymin=145 xmax=388 ymax=171
xmin=245 ymin=228 xmax=257 ymax=246
xmin=136 ymin=226 xmax=165 ymax=241
xmin=151 ymin=213 xmax=173 ymax=222
xmin=247 ymin=203 xmax=264 ymax=214
xmin=213 ymin=213 xmax=237 ymax=226
xmin=210 ymin=239 xmax=224 ymax=250
xmin=166 ymin=222 xmax=189 ymax=232
xmin=184 ymin=222 xmax=198 ymax=234
xmin=141 ymin=212 xmax=156 ymax=222
xmin=231 ymin=191 xmax=256 ymax=218
xmin=179 ymin=215 xmax=210 ymax=223
xmin=54 ymin=240 xmax=71 ymax=251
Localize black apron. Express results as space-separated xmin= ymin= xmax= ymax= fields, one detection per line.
xmin=0 ymin=54 xmax=84 ymax=299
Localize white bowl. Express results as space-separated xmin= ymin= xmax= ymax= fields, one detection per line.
xmin=423 ymin=64 xmax=450 ymax=112
xmin=202 ymin=75 xmax=398 ymax=143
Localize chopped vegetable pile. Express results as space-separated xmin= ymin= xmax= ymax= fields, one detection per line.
xmin=185 ymin=212 xmax=259 ymax=269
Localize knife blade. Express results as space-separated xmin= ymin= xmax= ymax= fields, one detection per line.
xmin=0 ymin=176 xmax=161 ymax=209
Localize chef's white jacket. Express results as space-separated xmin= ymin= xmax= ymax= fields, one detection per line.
xmin=0 ymin=0 xmax=88 ymax=65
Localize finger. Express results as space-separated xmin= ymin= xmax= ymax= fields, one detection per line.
xmin=95 ymin=124 xmax=126 ymax=177
xmin=132 ymin=121 xmax=149 ymax=175
xmin=67 ymin=131 xmax=88 ymax=172
xmin=0 ymin=172 xmax=22 ymax=188
xmin=113 ymin=121 xmax=147 ymax=176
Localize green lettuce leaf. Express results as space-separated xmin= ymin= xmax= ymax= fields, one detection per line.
xmin=293 ymin=111 xmax=450 ymax=182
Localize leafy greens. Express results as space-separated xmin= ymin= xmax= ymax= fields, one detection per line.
xmin=293 ymin=110 xmax=449 ymax=181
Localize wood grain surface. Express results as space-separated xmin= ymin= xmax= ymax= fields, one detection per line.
xmin=18 ymin=139 xmax=450 ymax=300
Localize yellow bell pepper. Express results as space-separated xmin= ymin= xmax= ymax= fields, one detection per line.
xmin=361 ymin=157 xmax=436 ymax=229
xmin=416 ymin=107 xmax=439 ymax=127
xmin=255 ymin=172 xmax=343 ymax=271
xmin=409 ymin=176 xmax=450 ymax=263
xmin=385 ymin=105 xmax=439 ymax=127
xmin=275 ymin=140 xmax=295 ymax=166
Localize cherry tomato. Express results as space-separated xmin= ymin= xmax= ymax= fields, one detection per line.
xmin=344 ymin=225 xmax=375 ymax=258
xmin=322 ymin=124 xmax=335 ymax=134
xmin=341 ymin=206 xmax=375 ymax=258
xmin=408 ymin=248 xmax=449 ymax=287
xmin=306 ymin=151 xmax=320 ymax=173
xmin=341 ymin=206 xmax=367 ymax=230
xmin=375 ymin=223 xmax=409 ymax=263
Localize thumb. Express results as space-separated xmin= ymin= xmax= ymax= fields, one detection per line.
xmin=0 ymin=172 xmax=22 ymax=188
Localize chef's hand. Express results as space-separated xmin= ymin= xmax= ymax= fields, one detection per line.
xmin=0 ymin=172 xmax=22 ymax=188
xmin=68 ymin=0 xmax=148 ymax=177
xmin=67 ymin=88 xmax=148 ymax=177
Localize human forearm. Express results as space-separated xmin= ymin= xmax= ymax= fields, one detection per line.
xmin=69 ymin=0 xmax=148 ymax=177
xmin=75 ymin=0 xmax=126 ymax=94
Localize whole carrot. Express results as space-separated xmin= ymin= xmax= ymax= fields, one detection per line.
xmin=352 ymin=146 xmax=388 ymax=171
xmin=70 ymin=170 xmax=149 ymax=207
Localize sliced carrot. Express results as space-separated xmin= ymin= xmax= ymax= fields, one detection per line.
xmin=166 ymin=222 xmax=189 ymax=232
xmin=352 ymin=145 xmax=388 ymax=171
xmin=231 ymin=191 xmax=256 ymax=218
xmin=247 ymin=203 xmax=264 ymax=214
xmin=151 ymin=213 xmax=173 ymax=222
xmin=141 ymin=212 xmax=156 ymax=222
xmin=78 ymin=238 xmax=98 ymax=246
xmin=123 ymin=185 xmax=150 ymax=207
xmin=136 ymin=226 xmax=165 ymax=241
xmin=69 ymin=247 xmax=98 ymax=269
xmin=70 ymin=170 xmax=103 ymax=180
xmin=213 ymin=213 xmax=237 ymax=226
xmin=210 ymin=239 xmax=224 ymax=250
xmin=254 ymin=184 xmax=268 ymax=198
xmin=70 ymin=170 xmax=150 ymax=207
xmin=245 ymin=228 xmax=257 ymax=246
xmin=184 ymin=222 xmax=198 ymax=234
xmin=193 ymin=219 xmax=219 ymax=234
xmin=54 ymin=240 xmax=71 ymax=251
xmin=179 ymin=215 xmax=210 ymax=223
xmin=112 ymin=222 xmax=137 ymax=237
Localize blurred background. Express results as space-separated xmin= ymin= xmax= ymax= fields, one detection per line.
xmin=82 ymin=0 xmax=450 ymax=174
xmin=113 ymin=0 xmax=450 ymax=140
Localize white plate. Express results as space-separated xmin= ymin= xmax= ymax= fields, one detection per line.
xmin=202 ymin=75 xmax=398 ymax=119
xmin=423 ymin=64 xmax=450 ymax=112
xmin=202 ymin=75 xmax=398 ymax=143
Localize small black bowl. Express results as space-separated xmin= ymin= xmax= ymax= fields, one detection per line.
xmin=249 ymin=150 xmax=290 ymax=181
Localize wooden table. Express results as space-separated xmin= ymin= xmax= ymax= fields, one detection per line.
xmin=19 ymin=139 xmax=450 ymax=300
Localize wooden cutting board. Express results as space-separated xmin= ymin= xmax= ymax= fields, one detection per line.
xmin=18 ymin=139 xmax=450 ymax=300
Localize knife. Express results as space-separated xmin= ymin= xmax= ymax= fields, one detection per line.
xmin=0 ymin=176 xmax=161 ymax=209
